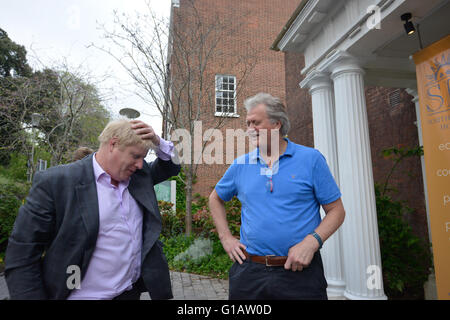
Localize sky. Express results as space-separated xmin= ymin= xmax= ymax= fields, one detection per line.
xmin=0 ymin=0 xmax=172 ymax=147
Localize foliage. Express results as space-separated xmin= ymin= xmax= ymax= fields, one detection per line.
xmin=376 ymin=145 xmax=431 ymax=299
xmin=0 ymin=153 xmax=28 ymax=181
xmin=0 ymin=174 xmax=30 ymax=260
xmin=159 ymin=194 xmax=242 ymax=279
xmin=0 ymin=30 xmax=110 ymax=167
xmin=160 ymin=234 xmax=233 ymax=279
xmin=168 ymin=167 xmax=192 ymax=214
xmin=0 ymin=28 xmax=32 ymax=77
xmin=174 ymin=238 xmax=212 ymax=263
xmin=159 ymin=200 xmax=185 ymax=239
xmin=380 ymin=145 xmax=423 ymax=196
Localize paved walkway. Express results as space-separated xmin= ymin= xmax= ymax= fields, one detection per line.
xmin=0 ymin=271 xmax=228 ymax=300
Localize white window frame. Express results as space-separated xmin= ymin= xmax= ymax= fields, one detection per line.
xmin=214 ymin=75 xmax=239 ymax=118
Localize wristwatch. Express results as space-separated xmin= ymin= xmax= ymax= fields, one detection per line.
xmin=309 ymin=231 xmax=323 ymax=249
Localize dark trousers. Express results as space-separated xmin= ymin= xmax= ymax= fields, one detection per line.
xmin=229 ymin=251 xmax=328 ymax=300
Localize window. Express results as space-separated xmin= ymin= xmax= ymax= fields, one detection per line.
xmin=215 ymin=75 xmax=238 ymax=117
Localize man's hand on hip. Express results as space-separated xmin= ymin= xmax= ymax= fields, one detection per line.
xmin=284 ymin=234 xmax=320 ymax=272
xmin=221 ymin=235 xmax=247 ymax=265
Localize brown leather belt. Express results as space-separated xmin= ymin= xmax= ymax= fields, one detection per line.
xmin=243 ymin=249 xmax=287 ymax=267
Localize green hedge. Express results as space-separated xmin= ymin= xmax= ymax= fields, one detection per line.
xmin=0 ymin=175 xmax=30 ymax=261
xmin=159 ymin=195 xmax=241 ymax=279
xmin=376 ymin=184 xmax=432 ymax=299
xmin=160 ymin=234 xmax=232 ymax=279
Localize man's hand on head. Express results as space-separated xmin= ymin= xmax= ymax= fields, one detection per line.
xmin=130 ymin=120 xmax=161 ymax=147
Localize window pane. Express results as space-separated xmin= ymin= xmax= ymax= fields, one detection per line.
xmin=228 ymin=106 xmax=234 ymax=113
xmin=229 ymin=84 xmax=234 ymax=91
xmin=216 ymin=105 xmax=222 ymax=112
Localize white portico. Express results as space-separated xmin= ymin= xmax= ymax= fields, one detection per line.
xmin=272 ymin=0 xmax=450 ymax=299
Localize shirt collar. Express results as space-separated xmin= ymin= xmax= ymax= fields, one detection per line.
xmin=250 ymin=138 xmax=295 ymax=162
xmin=92 ymin=152 xmax=130 ymax=187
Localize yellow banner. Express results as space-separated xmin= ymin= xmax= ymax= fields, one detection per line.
xmin=413 ymin=34 xmax=450 ymax=300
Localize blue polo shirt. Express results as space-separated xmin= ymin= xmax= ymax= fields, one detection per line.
xmin=215 ymin=139 xmax=341 ymax=256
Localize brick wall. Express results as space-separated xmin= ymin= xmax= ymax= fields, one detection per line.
xmin=172 ymin=0 xmax=301 ymax=196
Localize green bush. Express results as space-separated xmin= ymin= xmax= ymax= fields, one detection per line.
xmin=0 ymin=174 xmax=30 ymax=260
xmin=159 ymin=200 xmax=186 ymax=238
xmin=191 ymin=194 xmax=241 ymax=238
xmin=159 ymin=194 xmax=241 ymax=279
xmin=160 ymin=234 xmax=233 ymax=279
xmin=376 ymin=145 xmax=432 ymax=299
xmin=0 ymin=153 xmax=28 ymax=181
xmin=376 ymin=184 xmax=432 ymax=299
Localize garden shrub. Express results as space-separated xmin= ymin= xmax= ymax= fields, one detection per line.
xmin=0 ymin=175 xmax=30 ymax=260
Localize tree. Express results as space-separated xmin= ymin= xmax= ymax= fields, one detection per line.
xmin=0 ymin=64 xmax=111 ymax=172
xmin=0 ymin=28 xmax=32 ymax=78
xmin=36 ymin=66 xmax=111 ymax=166
xmin=95 ymin=0 xmax=257 ymax=235
xmin=0 ymin=28 xmax=34 ymax=164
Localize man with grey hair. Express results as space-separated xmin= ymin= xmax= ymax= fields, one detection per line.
xmin=5 ymin=119 xmax=180 ymax=300
xmin=209 ymin=92 xmax=345 ymax=299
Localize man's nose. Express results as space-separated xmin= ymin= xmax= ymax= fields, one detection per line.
xmin=136 ymin=159 xmax=144 ymax=170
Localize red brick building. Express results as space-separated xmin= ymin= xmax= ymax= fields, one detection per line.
xmin=168 ymin=0 xmax=302 ymax=196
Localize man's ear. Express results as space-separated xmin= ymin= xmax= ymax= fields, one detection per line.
xmin=274 ymin=120 xmax=282 ymax=130
xmin=109 ymin=137 xmax=120 ymax=152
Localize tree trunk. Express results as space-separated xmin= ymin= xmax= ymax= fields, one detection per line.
xmin=185 ymin=164 xmax=193 ymax=236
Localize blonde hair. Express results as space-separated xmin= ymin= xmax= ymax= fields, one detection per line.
xmin=98 ymin=119 xmax=153 ymax=149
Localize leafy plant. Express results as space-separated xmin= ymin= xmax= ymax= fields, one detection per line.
xmin=376 ymin=145 xmax=431 ymax=299
xmin=0 ymin=174 xmax=30 ymax=260
xmin=160 ymin=234 xmax=233 ymax=279
xmin=159 ymin=200 xmax=185 ymax=238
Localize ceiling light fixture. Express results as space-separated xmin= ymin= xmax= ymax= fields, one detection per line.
xmin=401 ymin=13 xmax=415 ymax=35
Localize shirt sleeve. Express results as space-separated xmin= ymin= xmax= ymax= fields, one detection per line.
xmin=312 ymin=152 xmax=342 ymax=205
xmin=155 ymin=137 xmax=175 ymax=161
xmin=214 ymin=160 xmax=239 ymax=202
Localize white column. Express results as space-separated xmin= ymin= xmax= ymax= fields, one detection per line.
xmin=330 ymin=57 xmax=387 ymax=300
xmin=301 ymin=71 xmax=346 ymax=299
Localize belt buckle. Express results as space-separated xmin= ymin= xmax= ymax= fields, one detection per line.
xmin=265 ymin=255 xmax=276 ymax=266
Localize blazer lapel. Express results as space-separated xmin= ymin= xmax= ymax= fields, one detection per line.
xmin=129 ymin=172 xmax=159 ymax=221
xmin=74 ymin=155 xmax=100 ymax=266
xmin=128 ymin=170 xmax=161 ymax=261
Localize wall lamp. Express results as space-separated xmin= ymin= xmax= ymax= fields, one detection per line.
xmin=401 ymin=13 xmax=415 ymax=35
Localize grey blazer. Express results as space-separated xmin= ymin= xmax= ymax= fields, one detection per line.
xmin=4 ymin=153 xmax=180 ymax=300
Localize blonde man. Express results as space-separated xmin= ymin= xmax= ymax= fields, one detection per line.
xmin=5 ymin=119 xmax=180 ymax=300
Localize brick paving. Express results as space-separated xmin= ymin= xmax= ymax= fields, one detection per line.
xmin=0 ymin=271 xmax=228 ymax=300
